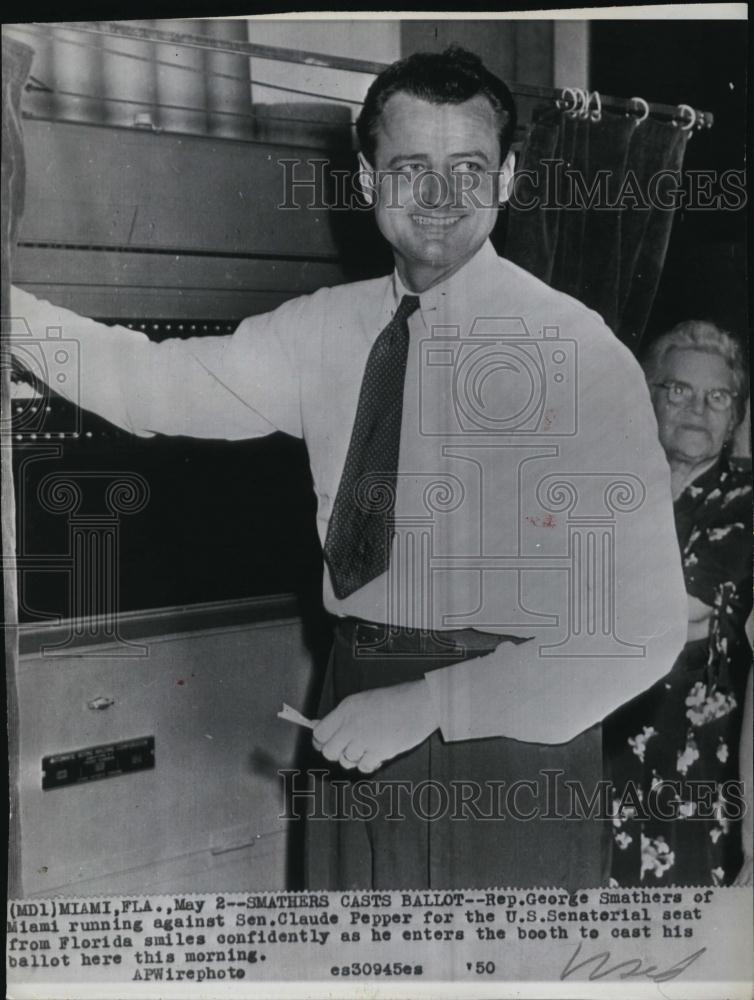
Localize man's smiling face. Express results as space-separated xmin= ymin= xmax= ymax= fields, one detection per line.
xmin=359 ymin=92 xmax=513 ymax=292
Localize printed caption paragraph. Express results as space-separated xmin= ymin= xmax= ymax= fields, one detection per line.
xmin=6 ymin=887 xmax=753 ymax=993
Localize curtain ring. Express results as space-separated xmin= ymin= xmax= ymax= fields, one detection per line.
xmin=566 ymin=88 xmax=585 ymax=118
xmin=630 ymin=96 xmax=649 ymax=124
xmin=558 ymin=86 xmax=579 ymax=113
xmin=675 ymin=103 xmax=697 ymax=131
xmin=589 ymin=90 xmax=602 ymax=122
xmin=578 ymin=89 xmax=591 ymax=119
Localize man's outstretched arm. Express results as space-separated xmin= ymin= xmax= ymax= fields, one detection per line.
xmin=9 ymin=285 xmax=308 ymax=439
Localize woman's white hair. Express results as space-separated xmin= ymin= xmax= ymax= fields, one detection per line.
xmin=641 ymin=320 xmax=749 ymax=426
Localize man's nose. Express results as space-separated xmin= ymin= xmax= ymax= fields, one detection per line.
xmin=415 ymin=170 xmax=453 ymax=209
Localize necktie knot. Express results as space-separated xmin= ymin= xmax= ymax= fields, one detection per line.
xmin=396 ymin=294 xmax=421 ymax=322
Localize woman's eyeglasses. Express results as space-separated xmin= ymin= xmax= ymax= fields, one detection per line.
xmin=653 ymin=379 xmax=738 ymax=413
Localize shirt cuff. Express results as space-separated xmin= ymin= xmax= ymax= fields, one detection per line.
xmin=424 ymin=650 xmax=506 ymax=743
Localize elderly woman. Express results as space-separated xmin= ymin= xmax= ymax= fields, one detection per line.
xmin=606 ymin=320 xmax=752 ymax=887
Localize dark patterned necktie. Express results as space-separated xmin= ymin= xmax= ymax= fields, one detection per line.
xmin=324 ymin=294 xmax=421 ymax=599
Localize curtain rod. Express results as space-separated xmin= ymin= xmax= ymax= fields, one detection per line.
xmin=46 ymin=21 xmax=714 ymax=130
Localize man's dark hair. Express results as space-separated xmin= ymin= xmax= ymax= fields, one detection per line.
xmin=356 ymin=45 xmax=518 ymax=166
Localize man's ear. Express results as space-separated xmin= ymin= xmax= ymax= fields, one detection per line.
xmin=356 ymin=152 xmax=376 ymax=206
xmin=496 ymin=149 xmax=516 ymax=206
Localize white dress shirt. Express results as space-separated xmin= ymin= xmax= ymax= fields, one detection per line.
xmin=10 ymin=239 xmax=687 ymax=744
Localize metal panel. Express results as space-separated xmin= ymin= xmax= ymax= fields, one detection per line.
xmin=14 ymin=247 xmax=347 ymax=319
xmin=15 ymin=246 xmax=345 ymax=294
xmin=18 ymin=612 xmax=315 ymax=895
xmin=13 ymin=284 xmax=294 ymax=321
xmin=19 ymin=119 xmax=350 ymax=257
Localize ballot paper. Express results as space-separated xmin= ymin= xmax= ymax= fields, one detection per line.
xmin=277 ymin=703 xmax=316 ymax=730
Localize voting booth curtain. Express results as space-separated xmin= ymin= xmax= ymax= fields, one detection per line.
xmin=506 ymin=107 xmax=691 ymax=352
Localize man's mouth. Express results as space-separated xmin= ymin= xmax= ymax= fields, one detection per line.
xmin=412 ymin=214 xmax=463 ymax=228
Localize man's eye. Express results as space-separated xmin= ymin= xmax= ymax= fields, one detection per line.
xmin=396 ymin=163 xmax=423 ymax=175
xmin=452 ymin=161 xmax=483 ymax=173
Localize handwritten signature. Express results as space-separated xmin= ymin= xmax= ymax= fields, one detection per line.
xmin=560 ymin=942 xmax=706 ymax=982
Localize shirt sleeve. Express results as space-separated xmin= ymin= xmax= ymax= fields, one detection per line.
xmin=9 ymin=284 xmax=315 ymax=439
xmin=424 ymin=321 xmax=688 ymax=745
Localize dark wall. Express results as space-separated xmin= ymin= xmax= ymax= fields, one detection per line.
xmin=401 ymin=20 xmax=554 ymax=90
xmin=590 ymin=20 xmax=747 ymax=345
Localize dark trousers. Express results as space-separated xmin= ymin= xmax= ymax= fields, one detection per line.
xmin=304 ymin=620 xmax=607 ymax=891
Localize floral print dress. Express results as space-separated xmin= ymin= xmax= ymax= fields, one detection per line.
xmin=605 ymin=454 xmax=753 ymax=886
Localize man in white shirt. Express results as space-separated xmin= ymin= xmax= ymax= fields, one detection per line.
xmin=10 ymin=46 xmax=687 ymax=888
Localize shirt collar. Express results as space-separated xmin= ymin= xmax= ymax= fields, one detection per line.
xmin=391 ymin=238 xmax=498 ymax=316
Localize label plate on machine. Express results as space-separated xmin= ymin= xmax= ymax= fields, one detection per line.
xmin=42 ymin=736 xmax=155 ymax=790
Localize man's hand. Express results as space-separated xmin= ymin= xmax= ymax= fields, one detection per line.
xmin=312 ymin=679 xmax=437 ymax=774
